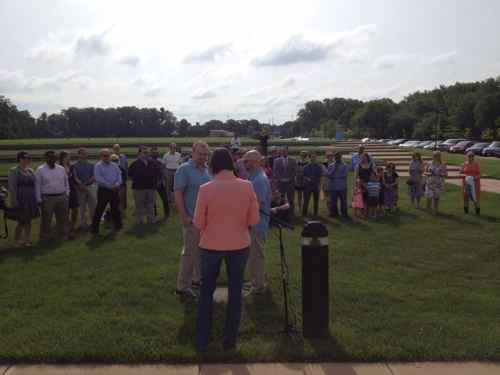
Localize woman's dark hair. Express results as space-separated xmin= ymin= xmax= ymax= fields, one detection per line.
xmin=210 ymin=147 xmax=235 ymax=175
xmin=59 ymin=151 xmax=70 ymax=165
xmin=17 ymin=151 xmax=30 ymax=162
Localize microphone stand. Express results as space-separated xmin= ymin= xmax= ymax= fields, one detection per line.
xmin=260 ymin=209 xmax=300 ymax=339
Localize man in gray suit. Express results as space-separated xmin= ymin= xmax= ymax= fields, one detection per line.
xmin=273 ymin=146 xmax=297 ymax=217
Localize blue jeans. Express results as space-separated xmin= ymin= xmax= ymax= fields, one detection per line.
xmin=196 ymin=247 xmax=249 ymax=351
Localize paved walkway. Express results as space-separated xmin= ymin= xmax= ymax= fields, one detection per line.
xmin=2 ymin=362 xmax=500 ymax=374
xmin=447 ymin=178 xmax=500 ymax=194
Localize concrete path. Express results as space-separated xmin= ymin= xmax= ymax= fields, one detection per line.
xmin=2 ymin=362 xmax=500 ymax=374
xmin=447 ymin=178 xmax=500 ymax=194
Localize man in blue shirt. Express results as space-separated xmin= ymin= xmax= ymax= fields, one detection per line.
xmin=302 ymin=151 xmax=323 ymax=217
xmin=328 ymin=152 xmax=349 ymax=218
xmin=243 ymin=150 xmax=271 ymax=294
xmin=90 ymin=149 xmax=123 ymax=234
xmin=73 ymin=147 xmax=96 ymax=229
xmin=174 ymin=141 xmax=210 ymax=298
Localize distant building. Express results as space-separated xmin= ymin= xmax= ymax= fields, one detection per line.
xmin=209 ymin=130 xmax=234 ymax=137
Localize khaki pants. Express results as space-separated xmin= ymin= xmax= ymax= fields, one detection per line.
xmin=176 ymin=223 xmax=201 ymax=291
xmin=40 ymin=194 xmax=69 ymax=240
xmin=248 ymin=227 xmax=266 ymax=290
xmin=166 ymin=169 xmax=176 ymax=201
xmin=78 ymin=184 xmax=96 ymax=226
xmin=133 ymin=189 xmax=155 ymax=223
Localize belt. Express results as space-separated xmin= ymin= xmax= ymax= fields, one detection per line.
xmin=167 ymin=168 xmax=177 ymax=171
xmin=43 ymin=193 xmax=65 ymax=197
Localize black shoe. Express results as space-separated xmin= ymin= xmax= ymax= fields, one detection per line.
xmin=476 ymin=207 xmax=480 ymax=215
xmin=175 ymin=288 xmax=198 ymax=299
xmin=464 ymin=206 xmax=469 ymax=214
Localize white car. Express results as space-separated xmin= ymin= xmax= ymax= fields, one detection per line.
xmin=400 ymin=140 xmax=421 ymax=148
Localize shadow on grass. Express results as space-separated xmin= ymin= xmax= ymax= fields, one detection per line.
xmin=125 ymin=223 xmax=160 ymax=238
xmin=436 ymin=212 xmax=481 ymax=225
xmin=85 ymin=232 xmax=117 ymax=250
xmin=0 ymin=238 xmax=61 ymax=262
xmin=305 ymin=331 xmax=351 ymax=362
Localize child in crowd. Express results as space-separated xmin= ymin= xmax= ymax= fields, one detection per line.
xmin=383 ymin=163 xmax=399 ymax=212
xmin=366 ymin=172 xmax=381 ymax=219
xmin=352 ymin=177 xmax=365 ymax=218
xmin=376 ymin=166 xmax=385 ymax=218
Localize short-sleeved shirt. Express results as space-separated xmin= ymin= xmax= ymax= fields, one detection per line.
xmin=367 ymin=181 xmax=381 ymax=198
xmin=248 ymin=169 xmax=271 ymax=238
xmin=173 ymin=159 xmax=210 ymax=218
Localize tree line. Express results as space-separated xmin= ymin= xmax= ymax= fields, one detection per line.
xmin=284 ymin=77 xmax=500 ymax=140
xmin=1 ymin=76 xmax=500 ymax=140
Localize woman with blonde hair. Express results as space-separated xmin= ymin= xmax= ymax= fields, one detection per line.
xmin=424 ymin=151 xmax=447 ymax=215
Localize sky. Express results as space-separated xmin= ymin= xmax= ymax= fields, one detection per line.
xmin=0 ymin=0 xmax=499 ymax=125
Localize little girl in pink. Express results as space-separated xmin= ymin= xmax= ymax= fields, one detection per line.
xmin=352 ymin=178 xmax=365 ymax=218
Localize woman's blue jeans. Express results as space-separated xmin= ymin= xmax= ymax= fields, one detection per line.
xmin=196 ymin=247 xmax=249 ymax=351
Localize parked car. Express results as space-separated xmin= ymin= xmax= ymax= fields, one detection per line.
xmin=423 ymin=140 xmax=444 ymax=150
xmin=449 ymin=140 xmax=476 ymax=153
xmin=438 ymin=139 xmax=467 ymax=152
xmin=466 ymin=142 xmax=490 ymax=155
xmin=415 ymin=140 xmax=433 ymax=148
xmin=483 ymin=141 xmax=500 ymax=157
xmin=390 ymin=139 xmax=408 ymax=145
xmin=400 ymin=140 xmax=421 ymax=148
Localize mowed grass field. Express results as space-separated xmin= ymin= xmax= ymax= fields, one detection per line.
xmin=0 ymin=177 xmax=499 ymax=363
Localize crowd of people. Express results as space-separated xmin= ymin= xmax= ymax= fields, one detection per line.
xmin=5 ymin=140 xmax=483 ymax=352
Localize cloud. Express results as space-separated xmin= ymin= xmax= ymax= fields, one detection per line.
xmin=373 ymin=54 xmax=409 ymax=70
xmin=426 ymin=51 xmax=458 ymax=66
xmin=131 ymin=74 xmax=163 ymax=97
xmin=0 ymin=69 xmax=92 ymax=93
xmin=192 ymin=90 xmax=217 ymax=100
xmin=0 ymin=69 xmax=26 ymax=92
xmin=281 ymin=76 xmax=296 ymax=88
xmin=252 ymin=24 xmax=377 ymax=67
xmin=144 ymin=87 xmax=163 ymax=97
xmin=118 ymin=55 xmax=141 ymax=67
xmin=25 ymin=45 xmax=69 ymax=63
xmin=252 ymin=34 xmax=330 ymax=66
xmin=74 ymin=30 xmax=112 ymax=58
xmin=183 ymin=43 xmax=232 ymax=63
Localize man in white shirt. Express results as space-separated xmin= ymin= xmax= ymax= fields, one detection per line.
xmin=162 ymin=143 xmax=182 ymax=202
xmin=230 ymin=133 xmax=241 ymax=150
xmin=35 ymin=150 xmax=70 ymax=241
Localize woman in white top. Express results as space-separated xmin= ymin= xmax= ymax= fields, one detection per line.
xmin=162 ymin=143 xmax=182 ymax=201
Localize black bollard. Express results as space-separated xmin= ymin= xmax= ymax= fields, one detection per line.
xmin=301 ymin=221 xmax=329 ymax=338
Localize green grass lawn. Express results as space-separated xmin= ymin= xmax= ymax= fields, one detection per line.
xmin=1 ymin=179 xmax=499 ymax=363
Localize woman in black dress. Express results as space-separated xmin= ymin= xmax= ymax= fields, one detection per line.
xmin=8 ymin=151 xmax=39 ymax=247
xmin=59 ymin=151 xmax=80 ymax=234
